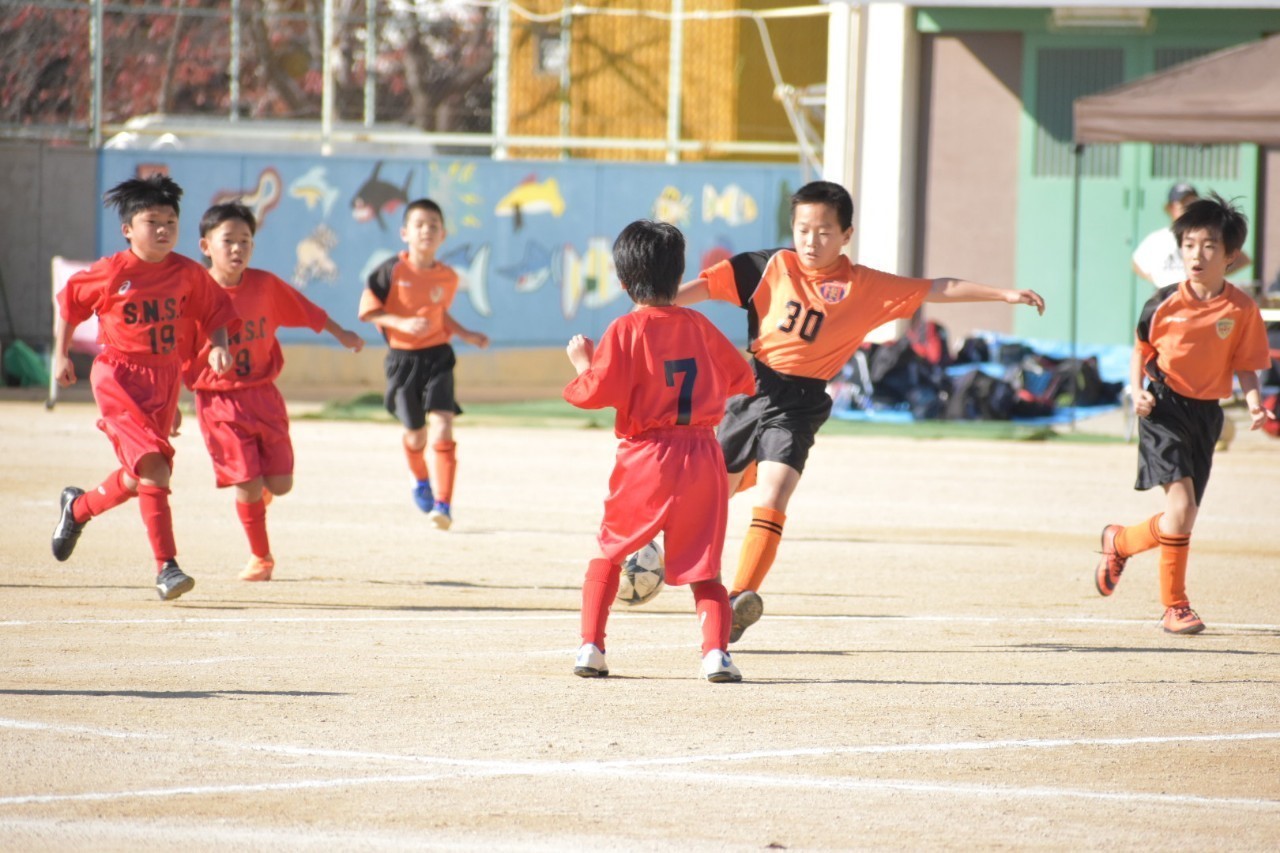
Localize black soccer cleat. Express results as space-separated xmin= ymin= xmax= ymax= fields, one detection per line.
xmin=51 ymin=486 xmax=87 ymax=562
xmin=155 ymin=560 xmax=195 ymax=601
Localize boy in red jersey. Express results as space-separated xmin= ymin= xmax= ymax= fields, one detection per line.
xmin=51 ymin=175 xmax=238 ymax=601
xmin=565 ymin=220 xmax=755 ymax=682
xmin=678 ymin=180 xmax=1045 ymax=642
xmin=358 ymin=199 xmax=489 ymax=530
xmin=187 ymin=202 xmax=365 ymax=581
xmin=1094 ymin=194 xmax=1273 ymax=634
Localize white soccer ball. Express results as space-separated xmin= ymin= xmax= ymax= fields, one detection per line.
xmin=617 ymin=540 xmax=665 ymax=606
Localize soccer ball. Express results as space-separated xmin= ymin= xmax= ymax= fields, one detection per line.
xmin=617 ymin=540 xmax=665 ymax=606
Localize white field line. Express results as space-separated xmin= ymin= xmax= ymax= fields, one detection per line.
xmin=2 ymin=719 xmax=1279 ymax=810
xmin=3 ymin=612 xmax=1279 ymax=631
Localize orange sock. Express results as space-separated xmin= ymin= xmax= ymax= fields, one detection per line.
xmin=730 ymin=507 xmax=785 ymax=595
xmin=581 ymin=558 xmax=620 ymax=649
xmin=1115 ymin=513 xmax=1162 ymax=558
xmin=1157 ymin=531 xmax=1191 ymax=607
xmin=403 ymin=438 xmax=429 ymax=482
xmin=433 ymin=440 xmax=457 ymax=504
xmin=235 ymin=498 xmax=271 ymax=559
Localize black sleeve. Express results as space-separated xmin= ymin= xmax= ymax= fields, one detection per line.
xmin=366 ymin=257 xmax=396 ymax=305
xmin=726 ymin=248 xmax=787 ymax=307
xmin=1136 ymin=284 xmax=1178 ymax=343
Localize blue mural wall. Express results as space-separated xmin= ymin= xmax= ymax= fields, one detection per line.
xmin=97 ymin=151 xmax=803 ymax=349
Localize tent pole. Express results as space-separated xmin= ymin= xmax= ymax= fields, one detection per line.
xmin=1069 ymin=143 xmax=1083 ymax=431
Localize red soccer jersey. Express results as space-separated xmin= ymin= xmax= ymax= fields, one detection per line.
xmin=703 ymin=249 xmax=931 ymax=381
xmin=1136 ymin=281 xmax=1271 ymax=400
xmin=358 ymin=252 xmax=458 ymax=351
xmin=186 ymin=268 xmax=329 ymax=391
xmin=58 ymin=250 xmax=237 ymax=364
xmin=563 ymin=305 xmax=755 ymax=439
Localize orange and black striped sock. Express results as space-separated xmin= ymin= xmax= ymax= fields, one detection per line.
xmin=580 ymin=558 xmax=620 ymax=650
xmin=1157 ymin=531 xmax=1191 ymax=607
xmin=730 ymin=507 xmax=785 ymax=596
xmin=433 ymin=440 xmax=457 ymax=504
xmin=403 ymin=438 xmax=429 ymax=483
xmin=1115 ymin=513 xmax=1162 ymax=558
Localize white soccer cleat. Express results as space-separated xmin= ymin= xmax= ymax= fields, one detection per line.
xmin=573 ymin=643 xmax=608 ymax=678
xmin=701 ymin=649 xmax=742 ymax=683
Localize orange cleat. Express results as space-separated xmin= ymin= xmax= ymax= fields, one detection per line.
xmin=261 ymin=489 xmax=273 ymax=508
xmin=1094 ymin=524 xmax=1128 ymax=596
xmin=239 ymin=554 xmax=274 ymax=582
xmin=1161 ymin=604 xmax=1205 ymax=635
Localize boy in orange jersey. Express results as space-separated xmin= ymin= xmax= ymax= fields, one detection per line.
xmin=51 ymin=175 xmax=239 ymax=601
xmin=566 ymin=220 xmax=756 ymax=682
xmin=187 ymin=202 xmax=365 ymax=581
xmin=677 ymin=180 xmax=1046 ymax=642
xmin=1095 ymin=194 xmax=1273 ymax=634
xmin=358 ymin=198 xmax=489 ymax=529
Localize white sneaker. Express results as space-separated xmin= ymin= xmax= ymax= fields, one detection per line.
xmin=574 ymin=643 xmax=608 ymax=677
xmin=701 ymin=649 xmax=742 ymax=683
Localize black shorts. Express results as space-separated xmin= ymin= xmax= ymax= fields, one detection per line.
xmin=718 ymin=359 xmax=833 ymax=475
xmin=1135 ymin=381 xmax=1222 ymax=506
xmin=384 ymin=344 xmax=462 ymax=431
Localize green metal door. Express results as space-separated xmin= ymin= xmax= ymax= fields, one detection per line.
xmin=1014 ymin=36 xmax=1259 ymax=347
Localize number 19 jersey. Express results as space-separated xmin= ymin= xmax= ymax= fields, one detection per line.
xmin=703 ymin=249 xmax=932 ymax=381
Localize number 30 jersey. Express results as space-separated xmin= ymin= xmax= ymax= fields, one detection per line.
xmin=185 ymin=268 xmax=329 ymax=392
xmin=703 ymin=249 xmax=931 ymax=381
xmin=563 ymin=305 xmax=755 ymax=439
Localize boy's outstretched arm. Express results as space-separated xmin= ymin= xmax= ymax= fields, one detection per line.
xmin=443 ymin=310 xmax=490 ymax=349
xmin=1130 ymin=341 xmax=1156 ymax=419
xmin=361 ymin=307 xmax=429 ymax=338
xmin=323 ymin=316 xmax=364 ymax=352
xmin=675 ymin=278 xmax=710 ymax=306
xmin=565 ymin=334 xmax=595 ymax=376
xmin=927 ymin=278 xmax=1045 ymax=315
xmin=1237 ymin=369 xmax=1276 ymax=430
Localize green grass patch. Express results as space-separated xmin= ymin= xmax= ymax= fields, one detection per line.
xmin=301 ymin=393 xmax=1125 ymax=442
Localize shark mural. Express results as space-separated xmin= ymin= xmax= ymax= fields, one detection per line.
xmin=289 ymin=166 xmax=341 ymax=217
xmin=352 ymin=161 xmax=413 ymax=230
xmin=495 ymin=176 xmax=565 ymax=231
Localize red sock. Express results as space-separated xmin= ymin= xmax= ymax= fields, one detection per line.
xmin=235 ymin=498 xmax=271 ymax=559
xmin=433 ymin=440 xmax=457 ymax=504
xmin=137 ymin=484 xmax=176 ymax=570
xmin=75 ymin=469 xmax=134 ymax=523
xmin=581 ymin=558 xmax=620 ymax=650
xmin=403 ymin=438 xmax=429 ymax=482
xmin=692 ymin=579 xmax=731 ymax=655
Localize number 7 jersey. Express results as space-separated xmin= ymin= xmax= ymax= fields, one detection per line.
xmin=563 ymin=305 xmax=755 ymax=439
xmin=703 ymin=249 xmax=932 ymax=381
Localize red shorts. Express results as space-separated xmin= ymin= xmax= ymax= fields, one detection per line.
xmin=597 ymin=427 xmax=730 ymax=587
xmin=194 ymin=384 xmax=294 ymax=487
xmin=90 ymin=351 xmax=180 ymax=478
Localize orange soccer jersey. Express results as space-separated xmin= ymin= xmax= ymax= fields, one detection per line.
xmin=1137 ymin=281 xmax=1270 ymax=400
xmin=703 ymin=249 xmax=931 ymax=381
xmin=358 ymin=252 xmax=458 ymax=351
xmin=186 ymin=268 xmax=328 ymax=392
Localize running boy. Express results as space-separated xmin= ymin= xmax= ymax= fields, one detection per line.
xmin=677 ymin=180 xmax=1045 ymax=642
xmin=51 ymin=174 xmax=238 ymax=601
xmin=565 ymin=220 xmax=755 ymax=682
xmin=358 ymin=198 xmax=489 ymax=530
xmin=187 ymin=202 xmax=365 ymax=581
xmin=1094 ymin=194 xmax=1272 ymax=634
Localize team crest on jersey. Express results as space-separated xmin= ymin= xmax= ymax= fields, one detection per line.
xmin=118 ymin=281 xmax=132 ymax=294
xmin=431 ymin=286 xmax=444 ymax=302
xmin=817 ymin=280 xmax=849 ymax=304
xmin=1216 ymin=318 xmax=1235 ymax=339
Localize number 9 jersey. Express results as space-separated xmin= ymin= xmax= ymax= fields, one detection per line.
xmin=703 ymin=249 xmax=931 ymax=382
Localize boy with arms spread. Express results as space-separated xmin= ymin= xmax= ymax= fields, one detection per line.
xmin=51 ymin=175 xmax=238 ymax=600
xmin=187 ymin=202 xmax=365 ymax=581
xmin=359 ymin=199 xmax=489 ymax=530
xmin=565 ymin=220 xmax=755 ymax=682
xmin=1095 ymin=195 xmax=1272 ymax=634
xmin=678 ymin=180 xmax=1045 ymax=642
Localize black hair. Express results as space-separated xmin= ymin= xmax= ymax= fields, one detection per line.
xmin=102 ymin=174 xmax=184 ymax=224
xmin=404 ymin=198 xmax=445 ymax=227
xmin=790 ymin=180 xmax=854 ymax=231
xmin=199 ymin=201 xmax=257 ymax=238
xmin=1173 ymin=193 xmax=1248 ymax=255
xmin=612 ymin=220 xmax=685 ymax=305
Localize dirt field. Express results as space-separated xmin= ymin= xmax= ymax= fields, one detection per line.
xmin=2 ymin=399 xmax=1278 ymax=850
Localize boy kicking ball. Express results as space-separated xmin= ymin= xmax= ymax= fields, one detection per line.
xmin=565 ymin=220 xmax=755 ymax=682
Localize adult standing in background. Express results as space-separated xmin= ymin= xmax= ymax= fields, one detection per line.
xmin=1133 ymin=183 xmax=1252 ymax=287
